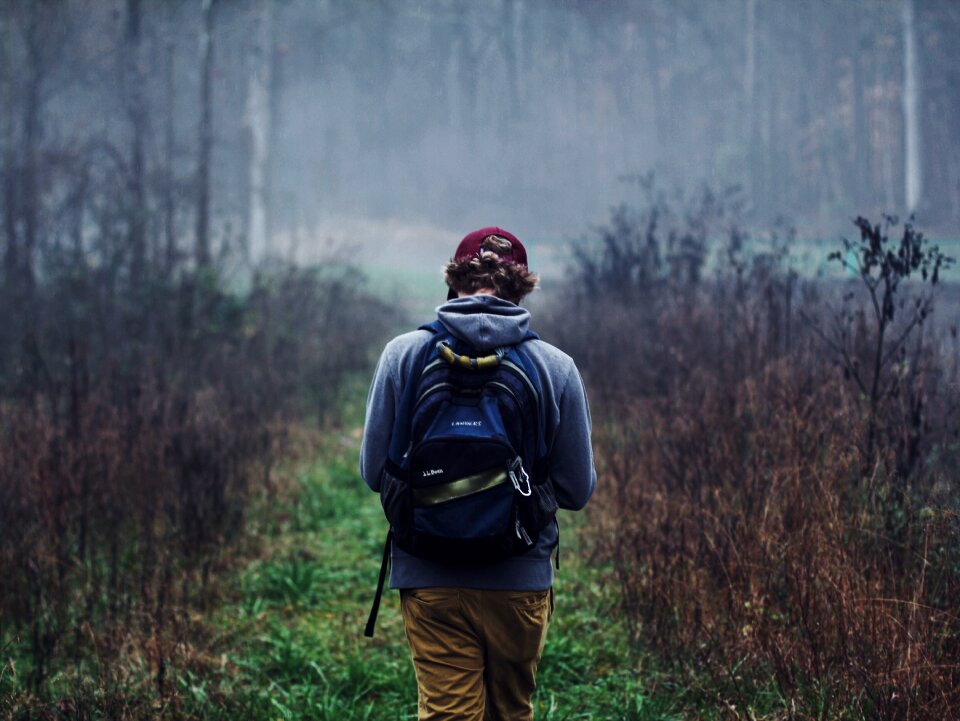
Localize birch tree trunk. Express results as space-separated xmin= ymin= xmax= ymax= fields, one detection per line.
xmin=902 ymin=0 xmax=921 ymax=213
xmin=244 ymin=1 xmax=272 ymax=264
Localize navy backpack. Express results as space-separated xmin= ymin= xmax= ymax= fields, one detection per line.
xmin=364 ymin=320 xmax=559 ymax=636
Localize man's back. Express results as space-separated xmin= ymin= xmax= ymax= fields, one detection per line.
xmin=360 ymin=293 xmax=595 ymax=591
xmin=360 ymin=228 xmax=595 ymax=721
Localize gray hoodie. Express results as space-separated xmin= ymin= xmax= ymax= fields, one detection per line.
xmin=360 ymin=294 xmax=596 ymax=590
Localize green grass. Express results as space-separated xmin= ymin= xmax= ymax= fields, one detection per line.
xmin=0 ymin=421 xmax=794 ymax=720
xmin=188 ymin=431 xmax=695 ymax=721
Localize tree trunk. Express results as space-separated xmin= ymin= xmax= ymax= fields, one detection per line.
xmin=641 ymin=3 xmax=667 ymax=152
xmin=163 ymin=19 xmax=177 ymax=277
xmin=876 ymin=44 xmax=897 ymax=210
xmin=949 ymin=148 xmax=960 ymax=226
xmin=851 ymin=40 xmax=869 ymax=206
xmin=498 ymin=0 xmax=518 ymax=142
xmin=126 ymin=0 xmax=146 ymax=287
xmin=244 ymin=1 xmax=272 ymax=265
xmin=902 ymin=0 xmax=922 ymax=213
xmin=455 ymin=6 xmax=480 ymax=149
xmin=743 ymin=0 xmax=755 ymax=119
xmin=22 ymin=2 xmax=43 ymax=290
xmin=2 ymin=11 xmax=17 ymax=283
xmin=744 ymin=0 xmax=759 ymax=206
xmin=195 ymin=0 xmax=216 ymax=270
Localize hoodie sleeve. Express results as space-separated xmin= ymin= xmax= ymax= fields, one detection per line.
xmin=548 ymin=363 xmax=597 ymax=511
xmin=359 ymin=344 xmax=399 ymax=492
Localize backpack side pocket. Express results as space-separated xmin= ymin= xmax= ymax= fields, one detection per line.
xmin=379 ymin=467 xmax=412 ymax=546
xmin=520 ymin=479 xmax=559 ymax=536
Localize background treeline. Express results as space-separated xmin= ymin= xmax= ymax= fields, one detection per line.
xmin=539 ymin=182 xmax=959 ymax=720
xmin=3 ymin=0 xmax=959 ymax=265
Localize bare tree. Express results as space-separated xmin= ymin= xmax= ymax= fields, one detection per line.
xmin=21 ymin=0 xmax=45 ymax=290
xmin=163 ymin=4 xmax=177 ymax=277
xmin=902 ymin=0 xmax=922 ymax=213
xmin=244 ymin=1 xmax=273 ymax=264
xmin=125 ymin=0 xmax=147 ymax=287
xmin=1 ymin=8 xmax=17 ymax=283
xmin=195 ymin=0 xmax=217 ymax=270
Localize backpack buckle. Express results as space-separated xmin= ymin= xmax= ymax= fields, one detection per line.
xmin=509 ymin=457 xmax=532 ymax=497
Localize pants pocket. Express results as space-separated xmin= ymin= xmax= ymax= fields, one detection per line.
xmin=403 ymin=587 xmax=459 ymax=607
xmin=505 ymin=589 xmax=551 ymax=610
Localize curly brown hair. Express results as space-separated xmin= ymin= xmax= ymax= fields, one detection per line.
xmin=443 ymin=235 xmax=539 ymax=304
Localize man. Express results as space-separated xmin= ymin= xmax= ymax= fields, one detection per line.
xmin=360 ymin=227 xmax=596 ymax=721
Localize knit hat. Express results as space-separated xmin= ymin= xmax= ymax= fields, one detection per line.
xmin=447 ymin=227 xmax=528 ymax=300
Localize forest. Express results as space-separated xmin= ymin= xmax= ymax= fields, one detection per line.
xmin=1 ymin=1 xmax=958 ymax=720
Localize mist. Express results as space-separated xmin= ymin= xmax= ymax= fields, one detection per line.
xmin=5 ymin=0 xmax=958 ymax=278
xmin=2 ymin=3 xmax=960 ymax=719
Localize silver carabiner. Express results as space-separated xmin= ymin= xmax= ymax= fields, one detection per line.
xmin=509 ymin=458 xmax=532 ymax=497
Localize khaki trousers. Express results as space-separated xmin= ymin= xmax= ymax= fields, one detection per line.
xmin=400 ymin=587 xmax=554 ymax=721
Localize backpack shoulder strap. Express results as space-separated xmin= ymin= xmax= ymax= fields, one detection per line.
xmin=504 ymin=339 xmax=548 ymax=461
xmin=417 ymin=319 xmax=445 ymax=335
xmin=385 ymin=323 xmax=443 ymax=468
xmin=392 ymin=319 xmax=544 ymax=462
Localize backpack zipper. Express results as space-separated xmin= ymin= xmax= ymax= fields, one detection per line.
xmin=499 ymin=359 xmax=542 ymax=434
xmin=414 ymin=381 xmax=455 ymax=407
xmin=488 ymin=380 xmax=521 ymax=407
xmin=419 ymin=357 xmax=445 ymax=379
xmin=500 ymin=359 xmax=539 ymax=405
xmin=515 ymin=517 xmax=533 ymax=546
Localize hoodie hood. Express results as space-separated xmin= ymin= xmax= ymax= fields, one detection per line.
xmin=436 ymin=294 xmax=530 ymax=351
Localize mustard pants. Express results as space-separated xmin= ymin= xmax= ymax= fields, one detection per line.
xmin=400 ymin=587 xmax=554 ymax=721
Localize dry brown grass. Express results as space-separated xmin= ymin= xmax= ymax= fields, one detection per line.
xmin=589 ymin=352 xmax=959 ymax=718
xmin=0 ymin=265 xmax=394 ymax=713
xmin=543 ymin=203 xmax=959 ymax=719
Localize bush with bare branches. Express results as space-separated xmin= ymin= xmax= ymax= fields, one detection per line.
xmin=543 ymin=194 xmax=959 ymax=719
xmin=0 ymin=261 xmax=394 ymax=709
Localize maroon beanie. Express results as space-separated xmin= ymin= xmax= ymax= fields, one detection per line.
xmin=447 ymin=227 xmax=528 ymax=300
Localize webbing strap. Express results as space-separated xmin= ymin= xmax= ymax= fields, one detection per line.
xmin=436 ymin=341 xmax=504 ymax=370
xmin=413 ymin=469 xmax=508 ymax=506
xmin=364 ymin=530 xmax=392 ymax=638
xmin=554 ymin=517 xmax=561 ymax=570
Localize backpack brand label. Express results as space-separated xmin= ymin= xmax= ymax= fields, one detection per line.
xmin=451 ymin=420 xmax=482 ymax=427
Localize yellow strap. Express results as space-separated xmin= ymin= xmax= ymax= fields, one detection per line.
xmin=437 ymin=342 xmax=500 ymax=370
xmin=413 ymin=469 xmax=508 ymax=506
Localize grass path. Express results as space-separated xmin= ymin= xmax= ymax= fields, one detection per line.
xmin=188 ymin=430 xmax=691 ymax=721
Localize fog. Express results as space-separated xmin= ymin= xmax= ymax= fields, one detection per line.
xmin=3 ymin=0 xmax=959 ymax=276
xmin=3 ymin=4 xmax=960 ymax=717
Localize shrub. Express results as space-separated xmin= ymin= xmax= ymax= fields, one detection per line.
xmin=0 ymin=260 xmax=395 ymax=709
xmin=543 ymin=197 xmax=960 ymax=719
